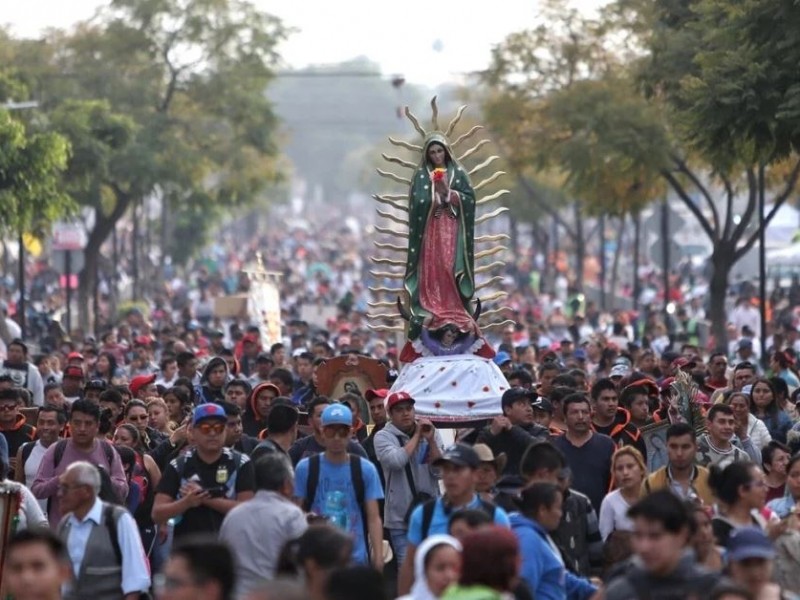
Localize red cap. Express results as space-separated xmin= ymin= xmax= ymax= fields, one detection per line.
xmin=365 ymin=388 xmax=389 ymax=402
xmin=63 ymin=365 xmax=85 ymax=380
xmin=385 ymin=391 xmax=415 ymax=411
xmin=659 ymin=377 xmax=675 ymax=392
xmin=671 ymin=357 xmax=697 ymax=370
xmin=67 ymin=352 xmax=84 ymax=361
xmin=134 ymin=335 xmax=153 ymax=347
xmin=242 ymin=333 xmax=260 ymax=344
xmin=130 ymin=374 xmax=157 ymax=396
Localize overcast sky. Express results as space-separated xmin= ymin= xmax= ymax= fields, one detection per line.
xmin=3 ymin=0 xmax=604 ymax=87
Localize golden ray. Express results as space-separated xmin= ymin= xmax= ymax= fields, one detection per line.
xmin=370 ymin=270 xmax=404 ymax=280
xmin=474 ymin=246 xmax=507 ymax=260
xmin=367 ymin=324 xmax=405 ymax=332
xmin=381 ymin=153 xmax=416 ymax=170
xmin=477 ymin=190 xmax=511 ymax=205
xmin=389 ymin=136 xmax=423 ymax=152
xmin=479 ymin=291 xmax=508 ymax=303
xmin=476 ymin=276 xmax=506 ymax=291
xmin=375 ymin=225 xmax=409 ymax=238
xmin=482 ymin=320 xmax=516 ymax=331
xmin=374 ymin=193 xmax=408 ymax=201
xmin=452 ymin=125 xmax=483 ymax=148
xmin=476 ymin=207 xmax=510 ymax=224
xmin=377 ymin=169 xmax=411 ymax=185
xmin=458 ymin=141 xmax=490 ymax=163
xmin=367 ymin=312 xmax=402 ymax=320
xmin=469 ymin=156 xmax=500 ymax=175
xmin=367 ymin=300 xmax=398 ymax=308
xmin=430 ymin=96 xmax=439 ymax=130
xmin=474 ymin=171 xmax=507 ymax=191
xmin=376 ymin=209 xmax=409 ymax=226
xmin=478 ymin=307 xmax=513 ymax=320
xmin=475 ymin=261 xmax=505 ymax=275
xmin=373 ymin=241 xmax=408 ymax=253
xmin=445 ymin=105 xmax=468 ymax=137
xmin=373 ymin=196 xmax=409 ymax=213
xmin=369 ymin=286 xmax=403 ymax=294
xmin=404 ymin=106 xmax=427 ymax=137
xmin=476 ymin=233 xmax=510 ymax=243
xmin=370 ymin=256 xmax=406 ymax=267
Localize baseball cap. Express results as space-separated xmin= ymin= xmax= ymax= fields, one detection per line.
xmin=738 ymin=338 xmax=753 ymax=350
xmin=661 ymin=350 xmax=680 ymax=363
xmin=609 ymin=364 xmax=630 ymax=379
xmin=63 ymin=365 xmax=85 ymax=380
xmin=67 ymin=351 xmax=84 ymax=361
xmin=672 ymin=357 xmax=697 ymax=370
xmin=85 ymin=379 xmax=107 ymax=392
xmin=243 ymin=333 xmax=260 ymax=344
xmin=493 ymin=351 xmax=512 ymax=366
xmin=727 ymin=527 xmax=775 ymax=562
xmin=433 ymin=444 xmax=480 ymax=469
xmin=473 ymin=443 xmax=508 ymax=473
xmin=659 ymin=377 xmax=675 ymax=392
xmin=531 ymin=397 xmax=554 ymax=413
xmin=256 ymin=352 xmax=274 ymax=364
xmin=385 ymin=391 xmax=415 ymax=411
xmin=192 ymin=403 xmax=227 ymax=425
xmin=130 ymin=374 xmax=157 ymax=397
xmin=573 ymin=348 xmax=587 ymax=361
xmin=134 ymin=335 xmax=153 ymax=347
xmin=365 ymin=388 xmax=389 ymax=402
xmin=291 ymin=348 xmax=309 ymax=358
xmin=321 ymin=403 xmax=353 ymax=427
xmin=501 ymin=388 xmax=537 ymax=409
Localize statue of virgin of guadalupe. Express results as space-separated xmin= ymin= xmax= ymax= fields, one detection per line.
xmin=403 ymin=132 xmax=479 ymax=343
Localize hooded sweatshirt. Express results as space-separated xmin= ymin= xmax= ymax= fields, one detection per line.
xmin=592 ymin=407 xmax=647 ymax=461
xmin=194 ymin=357 xmax=229 ymax=405
xmin=242 ymin=382 xmax=280 ymax=438
xmin=397 ymin=534 xmax=462 ymax=600
xmin=510 ymin=513 xmax=597 ymax=600
xmin=0 ymin=413 xmax=36 ymax=466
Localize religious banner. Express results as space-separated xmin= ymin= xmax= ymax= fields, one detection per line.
xmin=244 ymin=253 xmax=283 ymax=347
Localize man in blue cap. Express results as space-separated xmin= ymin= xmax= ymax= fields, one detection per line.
xmin=294 ymin=403 xmax=384 ymax=570
xmin=727 ymin=527 xmax=784 ymax=598
xmin=493 ymin=351 xmax=514 ymax=377
xmin=153 ymin=403 xmax=256 ymax=539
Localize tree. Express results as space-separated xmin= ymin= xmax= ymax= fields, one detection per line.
xmin=2 ymin=0 xmax=287 ymax=330
xmin=483 ymin=0 xmax=800 ymax=346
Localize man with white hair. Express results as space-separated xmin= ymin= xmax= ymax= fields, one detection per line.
xmin=56 ymin=461 xmax=150 ymax=600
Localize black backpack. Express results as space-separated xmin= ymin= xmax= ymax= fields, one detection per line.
xmin=53 ymin=439 xmax=123 ymax=505
xmin=304 ymin=454 xmax=368 ymax=547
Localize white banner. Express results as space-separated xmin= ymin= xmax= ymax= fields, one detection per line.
xmin=249 ymin=278 xmax=282 ymax=347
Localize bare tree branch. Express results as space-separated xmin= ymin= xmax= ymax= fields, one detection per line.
xmin=515 ymin=174 xmax=578 ymax=239
xmin=730 ymin=168 xmax=758 ymax=245
xmin=671 ymin=155 xmax=720 ymax=240
xmin=736 ymin=158 xmax=800 ymax=260
xmin=720 ymin=171 xmax=736 ymax=242
xmin=660 ymin=168 xmax=715 ymax=240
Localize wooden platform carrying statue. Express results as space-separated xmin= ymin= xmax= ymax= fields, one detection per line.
xmin=367 ymin=98 xmax=513 ymax=424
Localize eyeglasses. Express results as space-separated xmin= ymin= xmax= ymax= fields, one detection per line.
xmin=196 ymin=422 xmax=225 ymax=435
xmin=322 ymin=426 xmax=351 ymax=439
xmin=747 ymin=480 xmax=767 ymax=489
xmin=127 ymin=415 xmax=149 ymax=422
xmin=0 ymin=404 xmax=17 ymax=412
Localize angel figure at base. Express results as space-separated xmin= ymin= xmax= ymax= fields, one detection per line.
xmin=399 ymin=132 xmax=493 ymax=360
xmin=399 ymin=322 xmax=495 ymax=363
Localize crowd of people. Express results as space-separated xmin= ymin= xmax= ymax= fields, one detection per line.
xmin=0 ymin=291 xmax=798 ymax=600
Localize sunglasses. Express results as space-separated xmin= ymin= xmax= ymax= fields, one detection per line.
xmin=196 ymin=422 xmax=225 ymax=435
xmin=322 ymin=426 xmax=351 ymax=439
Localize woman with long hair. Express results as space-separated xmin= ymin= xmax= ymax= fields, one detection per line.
xmin=749 ymin=378 xmax=792 ymax=444
xmin=91 ymin=351 xmax=122 ymax=384
xmin=276 ymin=525 xmax=353 ymax=600
xmin=397 ymin=535 xmax=462 ymax=600
xmin=163 ymin=385 xmax=192 ymax=427
xmin=767 ymin=452 xmax=800 ymax=520
xmin=690 ymin=503 xmax=724 ymax=572
xmin=125 ymin=399 xmax=167 ymax=450
xmin=599 ymin=447 xmax=647 ymax=567
xmin=762 ymin=441 xmax=791 ymax=503
xmin=147 ymin=397 xmax=173 ymax=436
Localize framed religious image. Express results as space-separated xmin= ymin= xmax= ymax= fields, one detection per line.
xmin=641 ymin=420 xmax=670 ymax=473
xmin=315 ymin=355 xmax=388 ymax=424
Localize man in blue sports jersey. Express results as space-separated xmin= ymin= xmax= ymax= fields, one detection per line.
xmin=397 ymin=443 xmax=511 ymax=594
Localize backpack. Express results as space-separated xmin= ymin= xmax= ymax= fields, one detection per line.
xmin=419 ymin=497 xmax=497 ymax=540
xmin=53 ymin=439 xmax=123 ymax=505
xmin=126 ymin=451 xmax=151 ymax=513
xmin=304 ymin=453 xmax=369 ymax=549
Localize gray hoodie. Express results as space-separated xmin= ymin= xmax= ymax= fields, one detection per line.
xmin=374 ymin=422 xmax=443 ymax=530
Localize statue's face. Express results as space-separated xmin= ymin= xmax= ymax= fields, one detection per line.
xmin=427 ymin=143 xmax=446 ymax=167
xmin=442 ymin=328 xmax=458 ymax=346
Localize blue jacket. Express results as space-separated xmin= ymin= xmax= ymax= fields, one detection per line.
xmin=511 ymin=513 xmax=597 ymax=600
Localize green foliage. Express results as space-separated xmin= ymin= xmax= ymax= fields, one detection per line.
xmin=0 ymin=108 xmax=73 ymax=235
